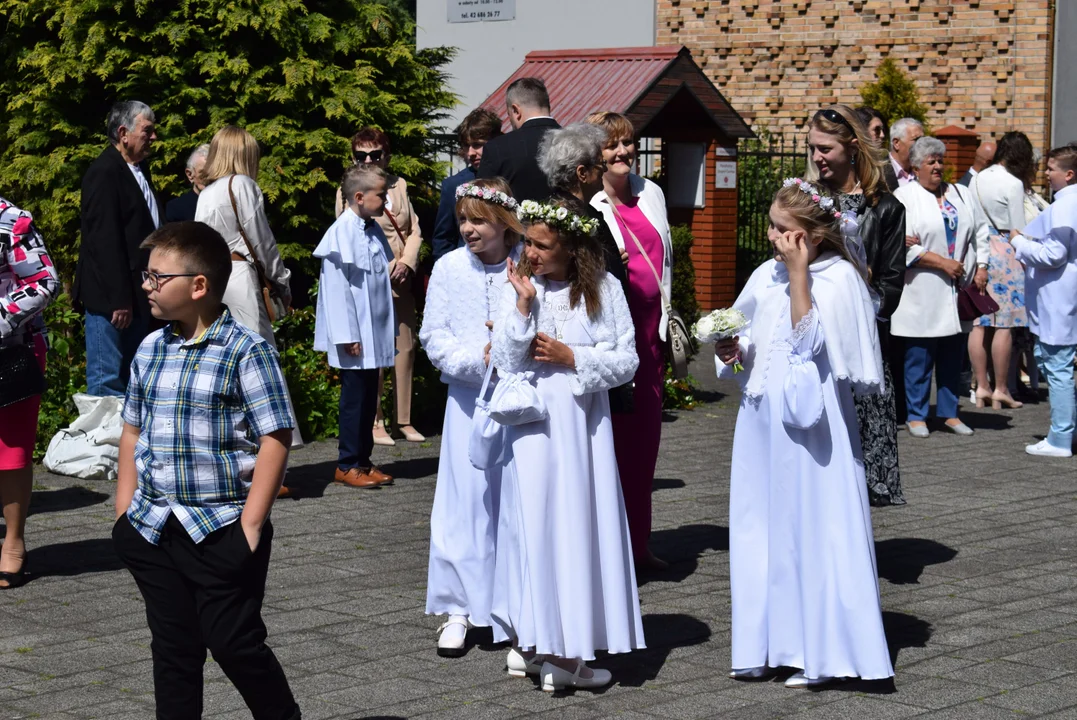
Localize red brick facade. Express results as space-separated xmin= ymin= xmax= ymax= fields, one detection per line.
xmin=656 ymin=1 xmax=1055 ymax=156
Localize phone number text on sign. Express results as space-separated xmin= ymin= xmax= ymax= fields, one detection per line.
xmin=448 ymin=0 xmax=516 ymax=23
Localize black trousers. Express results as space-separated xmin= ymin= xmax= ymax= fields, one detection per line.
xmin=881 ymin=323 xmax=907 ymax=422
xmin=112 ymin=514 xmax=300 ymax=720
xmin=338 ymin=368 xmax=380 ymax=470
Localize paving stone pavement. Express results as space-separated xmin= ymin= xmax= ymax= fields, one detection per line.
xmin=2 ymin=357 xmax=1076 ymax=719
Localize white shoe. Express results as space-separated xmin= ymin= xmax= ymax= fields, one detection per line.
xmin=1025 ymin=439 xmax=1073 ymax=458
xmin=942 ymin=421 xmax=974 ymax=436
xmin=436 ymin=615 xmax=470 ymax=658
xmin=541 ymin=660 xmax=612 ymax=692
xmin=784 ymin=670 xmax=835 ymax=689
xmin=506 ymin=648 xmax=542 ymax=678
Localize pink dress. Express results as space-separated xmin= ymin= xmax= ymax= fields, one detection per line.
xmin=610 ymin=201 xmax=665 ymax=559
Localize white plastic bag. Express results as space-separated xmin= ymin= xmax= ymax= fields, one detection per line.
xmin=42 ymin=393 xmax=124 ymax=480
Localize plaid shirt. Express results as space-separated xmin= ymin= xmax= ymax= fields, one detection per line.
xmin=122 ymin=309 xmax=294 ymax=544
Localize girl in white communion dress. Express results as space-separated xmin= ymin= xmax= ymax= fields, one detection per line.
xmin=420 ymin=179 xmax=521 ymax=657
xmin=715 ymin=179 xmax=894 ymax=689
xmin=491 ymin=195 xmax=645 ymax=692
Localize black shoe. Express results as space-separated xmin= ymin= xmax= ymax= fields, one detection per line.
xmin=0 ymin=564 xmax=27 ymax=590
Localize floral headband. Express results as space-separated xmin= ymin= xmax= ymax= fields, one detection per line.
xmin=782 ymin=177 xmax=842 ymax=219
xmin=516 ymin=199 xmax=599 ymax=237
xmin=455 ymin=182 xmax=519 ymax=211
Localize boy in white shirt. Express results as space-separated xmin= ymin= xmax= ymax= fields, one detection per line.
xmin=314 ymin=164 xmax=398 ymax=484
xmin=1011 ymin=144 xmax=1077 ymax=458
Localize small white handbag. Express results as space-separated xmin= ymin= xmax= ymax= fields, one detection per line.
xmin=469 ymin=361 xmax=547 ymax=470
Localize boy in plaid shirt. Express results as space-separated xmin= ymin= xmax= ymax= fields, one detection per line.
xmin=112 ymin=222 xmax=300 ymax=720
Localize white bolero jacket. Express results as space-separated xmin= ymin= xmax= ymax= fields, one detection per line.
xmin=590 ymin=174 xmax=674 ymax=341
xmin=492 ymin=273 xmax=639 ymax=396
xmin=890 ymin=181 xmax=990 ymax=338
xmin=419 ymin=245 xmax=519 ymax=389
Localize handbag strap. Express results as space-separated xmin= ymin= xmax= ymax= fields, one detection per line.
xmin=605 ymin=195 xmax=671 ymax=311
xmin=477 ymin=358 xmax=496 ymax=401
xmin=228 ymin=176 xmax=272 ymax=290
xmin=383 ymin=207 xmax=408 ymax=247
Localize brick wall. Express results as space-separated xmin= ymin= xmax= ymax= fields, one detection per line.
xmin=656 ymin=0 xmax=1054 ymax=157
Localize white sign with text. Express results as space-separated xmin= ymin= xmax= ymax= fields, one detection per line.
xmin=448 ymin=0 xmax=516 ymax=23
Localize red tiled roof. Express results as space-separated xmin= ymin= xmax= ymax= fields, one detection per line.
xmin=479 ymin=46 xmax=753 ymax=139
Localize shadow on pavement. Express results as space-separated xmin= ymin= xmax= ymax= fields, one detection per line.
xmin=27 ymin=486 xmax=110 ymax=516
xmin=653 ymin=477 xmax=686 ymax=491
xmin=875 ymin=538 xmax=958 ymax=584
xmin=954 ymin=409 xmax=1013 ymax=431
xmin=605 ymin=613 xmax=712 ymax=687
xmin=26 ymin=538 xmax=124 ymax=581
xmin=642 ymin=523 xmax=729 ymax=586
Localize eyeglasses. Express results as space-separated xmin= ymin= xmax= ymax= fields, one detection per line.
xmin=352 ymin=149 xmax=385 ymax=164
xmin=815 ymin=108 xmax=856 ymax=135
xmin=142 ymin=270 xmax=197 ymax=291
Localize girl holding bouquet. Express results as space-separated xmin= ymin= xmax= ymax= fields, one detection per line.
xmin=715 ymin=179 xmax=893 ymax=688
xmin=419 ymin=178 xmax=521 ymax=657
xmin=491 ymin=196 xmax=645 ymax=692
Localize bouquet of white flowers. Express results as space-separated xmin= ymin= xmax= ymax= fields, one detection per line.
xmin=693 ymin=308 xmax=749 ymax=373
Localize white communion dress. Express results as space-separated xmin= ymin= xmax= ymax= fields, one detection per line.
xmin=718 ymin=253 xmax=894 ymax=681
xmin=490 ymin=275 xmax=646 ymax=661
xmin=420 ymin=246 xmax=516 ymax=626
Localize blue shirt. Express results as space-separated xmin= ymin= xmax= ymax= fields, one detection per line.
xmin=432 ymin=166 xmax=476 ymax=261
xmin=122 ymin=308 xmax=294 ymax=544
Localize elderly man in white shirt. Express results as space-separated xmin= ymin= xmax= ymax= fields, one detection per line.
xmin=887 ymin=118 xmax=924 ymax=189
xmin=1011 ymin=144 xmax=1077 ymax=458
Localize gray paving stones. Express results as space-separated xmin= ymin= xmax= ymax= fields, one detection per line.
xmin=2 ymin=357 xmax=1076 ymax=718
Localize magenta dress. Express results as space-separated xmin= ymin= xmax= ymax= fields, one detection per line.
xmin=610 ymin=201 xmax=665 ymax=560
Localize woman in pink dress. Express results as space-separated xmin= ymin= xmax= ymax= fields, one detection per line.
xmin=587 ymin=112 xmax=674 ymax=573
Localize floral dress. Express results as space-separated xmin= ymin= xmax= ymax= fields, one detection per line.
xmin=975 ymin=229 xmax=1027 ymax=329
xmin=839 ymin=192 xmax=905 ymax=507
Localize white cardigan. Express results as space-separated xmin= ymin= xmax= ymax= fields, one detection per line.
xmin=971 ymin=164 xmax=1026 ymax=232
xmin=590 ymin=174 xmax=674 ymax=341
xmin=890 ymin=182 xmax=990 ymax=338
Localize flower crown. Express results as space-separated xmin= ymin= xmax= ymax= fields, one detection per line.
xmin=516 ymin=199 xmax=599 ymax=237
xmin=455 ymin=182 xmax=519 ymax=211
xmin=782 ymin=177 xmax=842 ymax=219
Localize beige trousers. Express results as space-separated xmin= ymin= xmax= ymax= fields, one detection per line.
xmin=375 ymin=291 xmax=417 ymax=427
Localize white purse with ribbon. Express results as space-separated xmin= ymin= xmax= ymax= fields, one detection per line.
xmin=469 ymin=361 xmax=547 ymax=469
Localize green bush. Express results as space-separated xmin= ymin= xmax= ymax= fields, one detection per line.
xmin=669 ymin=224 xmax=701 ymax=333
xmin=859 ymin=58 xmax=929 ymax=129
xmin=35 ymin=294 xmax=86 ymax=460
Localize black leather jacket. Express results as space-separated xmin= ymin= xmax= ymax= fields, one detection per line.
xmin=857 ymin=193 xmax=907 ymax=321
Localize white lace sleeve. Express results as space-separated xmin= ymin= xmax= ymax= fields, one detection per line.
xmin=781 ymin=308 xmax=825 ymax=429
xmin=569 ymin=278 xmax=639 ymax=396
xmin=491 ymin=281 xmax=536 ymax=373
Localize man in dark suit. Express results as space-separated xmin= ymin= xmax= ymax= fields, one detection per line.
xmin=432 ymin=109 xmax=504 ymax=261
xmin=75 ymin=100 xmax=160 ymax=396
xmin=958 ymin=141 xmax=996 ymax=187
xmin=477 ymin=77 xmax=560 ymax=201
xmin=164 ymin=143 xmax=209 ymax=223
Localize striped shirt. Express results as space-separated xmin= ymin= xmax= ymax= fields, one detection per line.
xmin=122 ymin=308 xmax=294 ymax=544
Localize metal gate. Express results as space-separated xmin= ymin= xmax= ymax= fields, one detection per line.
xmin=736 ymin=135 xmax=806 ymax=290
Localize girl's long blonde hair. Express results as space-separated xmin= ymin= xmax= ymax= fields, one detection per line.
xmin=773 ymin=181 xmax=870 ymax=285
xmin=202 ymin=125 xmax=261 ymax=185
xmin=804 ymin=104 xmax=888 ymax=206
xmin=454 ymin=177 xmax=523 ymax=250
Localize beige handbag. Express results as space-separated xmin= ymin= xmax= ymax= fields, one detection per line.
xmin=606 ymin=197 xmax=694 ymax=379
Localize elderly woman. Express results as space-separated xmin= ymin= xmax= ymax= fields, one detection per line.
xmin=0 ymin=199 xmax=59 ymax=588
xmin=892 ymin=137 xmax=990 ymax=438
xmin=968 ymin=131 xmax=1034 ymax=410
xmin=585 ymin=111 xmax=673 ymax=573
xmin=335 ymin=128 xmax=425 ymax=445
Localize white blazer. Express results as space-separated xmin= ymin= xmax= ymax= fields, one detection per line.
xmin=891 ymin=181 xmax=990 ymax=338
xmin=591 ymin=174 xmax=674 ymax=341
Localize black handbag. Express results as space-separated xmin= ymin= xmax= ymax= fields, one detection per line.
xmin=0 ymin=342 xmax=45 ymax=408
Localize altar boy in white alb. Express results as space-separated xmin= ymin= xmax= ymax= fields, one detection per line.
xmin=715 ymin=179 xmax=893 ymax=688
xmin=420 ymin=179 xmax=522 ymax=657
xmin=314 ymin=164 xmax=397 ymax=488
xmin=1011 ymin=144 xmax=1077 ymax=458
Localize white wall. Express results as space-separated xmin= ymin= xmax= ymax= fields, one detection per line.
xmin=1053 ymin=0 xmax=1077 ymax=146
xmin=417 ymin=0 xmax=656 ymax=129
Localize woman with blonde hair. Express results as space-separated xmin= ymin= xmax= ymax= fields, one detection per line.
xmin=585 ymin=110 xmax=673 ymax=572
xmin=196 ymin=126 xmax=302 ymax=480
xmin=196 ymin=125 xmax=292 ymax=345
xmin=805 ymin=104 xmax=908 ymax=507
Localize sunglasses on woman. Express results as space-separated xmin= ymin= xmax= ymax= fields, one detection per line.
xmin=353 ymin=149 xmax=385 ymax=164
xmin=815 ymin=108 xmax=857 ymax=136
